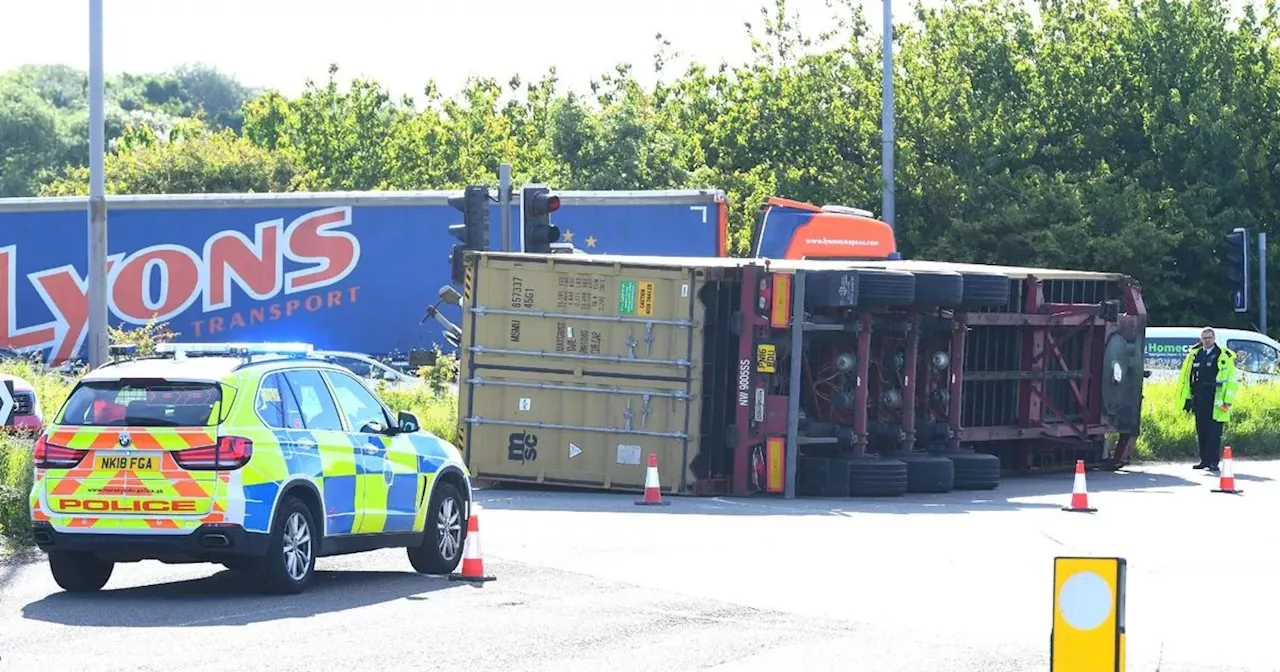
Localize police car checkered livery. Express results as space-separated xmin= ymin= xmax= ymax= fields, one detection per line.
xmin=29 ymin=342 xmax=473 ymax=594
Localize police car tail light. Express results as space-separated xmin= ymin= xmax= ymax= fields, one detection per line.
xmin=33 ymin=435 xmax=87 ymax=469
xmin=173 ymin=436 xmax=253 ymax=471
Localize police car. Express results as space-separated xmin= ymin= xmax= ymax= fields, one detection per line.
xmin=29 ymin=342 xmax=474 ymax=594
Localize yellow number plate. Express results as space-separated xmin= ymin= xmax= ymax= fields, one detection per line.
xmin=757 ymin=343 xmax=777 ymax=373
xmin=96 ymin=454 xmax=160 ymax=471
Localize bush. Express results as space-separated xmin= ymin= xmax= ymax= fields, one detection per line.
xmin=378 ymin=385 xmax=459 ymax=444
xmin=0 ymin=434 xmax=35 ymax=548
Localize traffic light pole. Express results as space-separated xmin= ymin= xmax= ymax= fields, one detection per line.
xmin=1260 ymin=231 xmax=1268 ymax=335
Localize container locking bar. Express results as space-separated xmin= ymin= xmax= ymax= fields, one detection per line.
xmin=468 ymin=345 xmax=692 ymax=368
xmin=463 ymin=416 xmax=688 ymax=440
xmin=472 ymin=305 xmax=694 ymax=328
xmin=467 ymin=376 xmax=692 ymax=401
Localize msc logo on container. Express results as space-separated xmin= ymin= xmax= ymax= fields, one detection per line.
xmin=507 ymin=431 xmax=539 ymax=463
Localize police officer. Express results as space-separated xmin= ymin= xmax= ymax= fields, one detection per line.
xmin=1177 ymin=326 xmax=1239 ymax=472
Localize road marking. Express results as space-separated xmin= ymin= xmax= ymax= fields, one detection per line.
xmin=174 ymin=605 xmax=294 ymax=627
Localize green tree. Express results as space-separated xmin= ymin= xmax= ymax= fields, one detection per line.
xmin=39 ymin=117 xmax=297 ymax=195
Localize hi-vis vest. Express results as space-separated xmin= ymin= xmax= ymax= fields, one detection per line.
xmin=1177 ymin=344 xmax=1239 ymax=422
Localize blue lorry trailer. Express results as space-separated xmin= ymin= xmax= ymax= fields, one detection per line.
xmin=0 ymin=189 xmax=727 ymax=364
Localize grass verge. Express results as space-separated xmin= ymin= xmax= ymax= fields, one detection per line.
xmin=1134 ymin=377 xmax=1280 ymax=460
xmin=3 ymin=360 xmax=1278 ymax=551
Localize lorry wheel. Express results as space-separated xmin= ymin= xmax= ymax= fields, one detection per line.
xmin=798 ymin=456 xmax=846 ymax=496
xmin=883 ymin=452 xmax=955 ymax=493
xmin=958 ymin=273 xmax=1010 ymax=309
xmin=909 ymin=270 xmax=964 ymax=308
xmin=48 ymin=551 xmax=114 ymax=593
xmin=805 ymin=270 xmax=860 ymax=309
xmin=407 ymin=482 xmax=466 ymax=575
xmin=931 ymin=450 xmax=1001 ymax=490
xmin=855 ymin=270 xmax=916 ymax=307
xmin=846 ymin=455 xmax=909 ymax=497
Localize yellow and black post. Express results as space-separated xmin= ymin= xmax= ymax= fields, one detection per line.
xmin=1050 ymin=556 xmax=1126 ymax=671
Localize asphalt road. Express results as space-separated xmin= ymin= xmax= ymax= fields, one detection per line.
xmin=3 ymin=459 xmax=1278 ymax=671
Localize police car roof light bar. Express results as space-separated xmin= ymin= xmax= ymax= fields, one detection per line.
xmin=155 ymin=342 xmax=315 ymax=360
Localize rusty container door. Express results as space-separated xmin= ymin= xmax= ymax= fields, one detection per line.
xmin=457 ymin=253 xmax=706 ymax=494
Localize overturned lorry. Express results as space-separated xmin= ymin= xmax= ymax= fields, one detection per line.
xmin=452 ymin=251 xmax=1148 ymax=498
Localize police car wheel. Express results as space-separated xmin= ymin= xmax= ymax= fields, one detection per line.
xmin=48 ymin=550 xmax=114 ymax=593
xmin=407 ymin=482 xmax=465 ymax=575
xmin=258 ymin=496 xmax=317 ymax=594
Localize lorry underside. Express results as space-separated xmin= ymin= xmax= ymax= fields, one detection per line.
xmin=457 ymin=251 xmax=1148 ymax=499
xmin=690 ymin=260 xmax=1148 ymax=497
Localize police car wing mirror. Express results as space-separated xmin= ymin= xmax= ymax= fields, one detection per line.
xmin=397 ymin=410 xmax=421 ymax=434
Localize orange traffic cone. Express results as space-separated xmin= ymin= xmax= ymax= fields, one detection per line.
xmin=1211 ymin=446 xmax=1244 ymax=495
xmin=1061 ymin=460 xmax=1097 ymax=513
xmin=448 ymin=506 xmax=496 ymax=583
xmin=635 ymin=452 xmax=671 ymax=506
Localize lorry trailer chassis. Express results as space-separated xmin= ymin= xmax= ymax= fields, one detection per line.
xmin=693 ymin=261 xmax=1148 ymax=498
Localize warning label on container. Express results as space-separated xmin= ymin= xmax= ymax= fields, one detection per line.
xmin=637 ymin=281 xmax=655 ymax=317
xmin=619 ymin=280 xmax=637 ymax=315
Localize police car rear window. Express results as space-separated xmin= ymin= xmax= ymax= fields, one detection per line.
xmin=58 ymin=379 xmax=223 ymax=427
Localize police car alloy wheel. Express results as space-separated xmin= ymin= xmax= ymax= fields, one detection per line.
xmin=406 ymin=482 xmax=465 ymax=575
xmin=258 ymin=496 xmax=317 ymax=594
xmin=437 ymin=495 xmax=463 ymax=561
xmin=282 ymin=511 xmax=313 ymax=582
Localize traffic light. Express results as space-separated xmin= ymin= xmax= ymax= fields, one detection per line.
xmin=447 ymin=184 xmax=490 ymax=285
xmin=1225 ymin=226 xmax=1249 ymax=313
xmin=521 ymin=184 xmax=561 ymax=253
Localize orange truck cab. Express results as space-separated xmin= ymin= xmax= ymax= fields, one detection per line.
xmin=749 ymin=197 xmax=899 ymax=261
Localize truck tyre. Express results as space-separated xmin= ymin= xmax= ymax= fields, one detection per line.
xmin=855 ymin=270 xmax=916 ymax=307
xmin=908 ymin=270 xmax=964 ymax=308
xmin=883 ymin=452 xmax=955 ymax=493
xmin=48 ymin=551 xmax=114 ymax=593
xmin=958 ymin=273 xmax=1010 ymax=309
xmin=804 ymin=271 xmax=860 ymax=309
xmin=847 ymin=455 xmax=909 ymax=497
xmin=798 ymin=456 xmax=850 ymax=497
xmin=408 ymin=481 xmax=467 ymax=575
xmin=257 ymin=495 xmax=317 ymax=595
xmin=931 ymin=450 xmax=1001 ymax=490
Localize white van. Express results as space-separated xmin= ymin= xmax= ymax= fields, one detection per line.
xmin=1145 ymin=326 xmax=1280 ymax=383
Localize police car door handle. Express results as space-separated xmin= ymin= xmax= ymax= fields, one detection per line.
xmin=295 ymin=438 xmax=316 ymax=449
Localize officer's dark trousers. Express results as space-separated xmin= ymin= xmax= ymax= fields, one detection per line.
xmin=1193 ymin=391 xmax=1223 ymax=467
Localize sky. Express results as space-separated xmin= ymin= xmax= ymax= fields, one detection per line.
xmin=0 ymin=0 xmax=1263 ymax=100
xmin=0 ymin=0 xmax=931 ymax=99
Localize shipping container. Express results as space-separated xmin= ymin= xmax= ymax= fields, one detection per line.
xmin=456 ymin=252 xmax=1149 ymax=498
xmin=0 ymin=189 xmax=726 ymax=365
